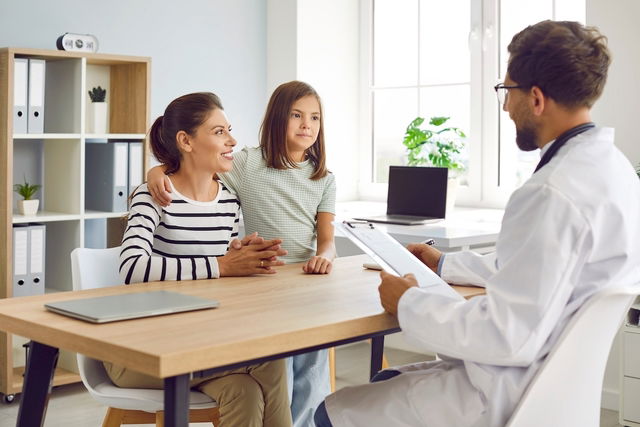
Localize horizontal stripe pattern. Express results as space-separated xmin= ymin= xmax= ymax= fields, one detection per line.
xmin=119 ymin=182 xmax=240 ymax=284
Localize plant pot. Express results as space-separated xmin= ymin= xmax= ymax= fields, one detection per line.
xmin=445 ymin=176 xmax=459 ymax=218
xmin=18 ymin=199 xmax=39 ymax=216
xmin=87 ymin=102 xmax=108 ymax=134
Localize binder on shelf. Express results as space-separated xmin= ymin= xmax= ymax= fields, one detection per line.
xmin=27 ymin=59 xmax=46 ymax=134
xmin=13 ymin=58 xmax=28 ymax=134
xmin=128 ymin=141 xmax=143 ymax=196
xmin=12 ymin=224 xmax=46 ymax=297
xmin=85 ymin=142 xmax=129 ymax=212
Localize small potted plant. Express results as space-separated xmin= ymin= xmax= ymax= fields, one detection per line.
xmin=87 ymin=86 xmax=107 ymax=134
xmin=402 ymin=116 xmax=467 ymax=216
xmin=14 ymin=177 xmax=41 ymax=216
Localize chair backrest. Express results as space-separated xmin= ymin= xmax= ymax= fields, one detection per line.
xmin=70 ymin=246 xmax=122 ymax=291
xmin=506 ymin=285 xmax=639 ymax=427
xmin=70 ymin=247 xmax=124 ymax=393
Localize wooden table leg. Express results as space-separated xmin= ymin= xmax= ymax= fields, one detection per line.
xmin=164 ymin=374 xmax=190 ymax=427
xmin=17 ymin=341 xmax=58 ymax=427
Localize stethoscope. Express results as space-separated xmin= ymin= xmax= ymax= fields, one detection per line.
xmin=534 ymin=122 xmax=595 ymax=173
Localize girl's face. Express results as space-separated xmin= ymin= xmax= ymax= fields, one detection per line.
xmin=286 ymin=95 xmax=321 ymax=159
xmin=186 ymin=108 xmax=236 ymax=173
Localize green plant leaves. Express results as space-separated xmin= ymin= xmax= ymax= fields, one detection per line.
xmin=14 ymin=179 xmax=41 ymax=200
xmin=402 ymin=116 xmax=467 ymax=171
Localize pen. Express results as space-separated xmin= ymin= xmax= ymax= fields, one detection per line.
xmin=422 ymin=238 xmax=435 ymax=246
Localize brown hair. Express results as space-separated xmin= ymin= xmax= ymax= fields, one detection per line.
xmin=507 ymin=20 xmax=611 ymax=109
xmin=149 ymin=92 xmax=224 ymax=174
xmin=260 ymin=81 xmax=328 ymax=180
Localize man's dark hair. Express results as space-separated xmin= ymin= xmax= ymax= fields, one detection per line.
xmin=507 ymin=20 xmax=611 ymax=109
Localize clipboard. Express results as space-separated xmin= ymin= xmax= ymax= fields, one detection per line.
xmin=337 ymin=221 xmax=462 ymax=300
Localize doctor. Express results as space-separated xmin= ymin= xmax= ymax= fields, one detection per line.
xmin=315 ymin=20 xmax=640 ymax=427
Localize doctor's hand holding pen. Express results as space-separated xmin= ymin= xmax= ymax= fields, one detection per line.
xmin=407 ymin=239 xmax=442 ymax=274
xmin=378 ymin=271 xmax=418 ymax=315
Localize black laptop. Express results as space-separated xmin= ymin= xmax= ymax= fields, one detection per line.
xmin=354 ymin=166 xmax=448 ymax=225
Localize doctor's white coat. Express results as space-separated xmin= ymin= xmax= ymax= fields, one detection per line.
xmin=326 ymin=127 xmax=640 ymax=427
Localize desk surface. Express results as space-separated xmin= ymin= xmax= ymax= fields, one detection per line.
xmin=337 ymin=201 xmax=503 ymax=248
xmin=0 ymin=255 xmax=483 ymax=379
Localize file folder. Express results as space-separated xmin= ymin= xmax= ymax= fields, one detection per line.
xmin=28 ymin=224 xmax=46 ymax=294
xmin=13 ymin=58 xmax=28 ymax=134
xmin=12 ymin=225 xmax=29 ymax=297
xmin=85 ymin=142 xmax=129 ymax=212
xmin=128 ymin=141 xmax=143 ymax=196
xmin=12 ymin=224 xmax=46 ymax=297
xmin=27 ymin=59 xmax=46 ymax=133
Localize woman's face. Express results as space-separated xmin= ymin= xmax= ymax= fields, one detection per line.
xmin=187 ymin=108 xmax=236 ymax=173
xmin=286 ymin=95 xmax=321 ymax=159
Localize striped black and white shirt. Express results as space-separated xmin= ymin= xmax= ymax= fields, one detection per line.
xmin=119 ymin=180 xmax=240 ymax=284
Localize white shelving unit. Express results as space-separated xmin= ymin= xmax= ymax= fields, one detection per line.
xmin=621 ymin=300 xmax=640 ymax=426
xmin=0 ymin=47 xmax=150 ymax=401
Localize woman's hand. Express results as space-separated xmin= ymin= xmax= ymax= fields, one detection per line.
xmin=218 ymin=238 xmax=287 ymax=276
xmin=146 ymin=165 xmax=172 ymax=207
xmin=303 ymin=256 xmax=333 ymax=274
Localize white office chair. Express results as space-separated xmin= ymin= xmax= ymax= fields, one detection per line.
xmin=70 ymin=247 xmax=219 ymax=426
xmin=506 ymin=285 xmax=639 ymax=427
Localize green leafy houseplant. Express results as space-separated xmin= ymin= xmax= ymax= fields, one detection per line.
xmin=88 ymin=86 xmax=106 ymax=102
xmin=402 ymin=116 xmax=466 ymax=174
xmin=14 ymin=178 xmax=41 ymax=200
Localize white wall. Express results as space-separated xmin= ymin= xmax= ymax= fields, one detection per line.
xmin=0 ymin=0 xmax=267 ymax=150
xmin=586 ymin=0 xmax=640 ymax=410
xmin=588 ymin=0 xmax=640 ymax=168
xmin=267 ymin=0 xmax=360 ymax=201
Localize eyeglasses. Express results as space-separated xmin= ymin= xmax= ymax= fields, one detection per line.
xmin=494 ymin=83 xmax=524 ymax=106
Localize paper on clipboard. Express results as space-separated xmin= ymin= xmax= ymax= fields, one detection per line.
xmin=337 ymin=221 xmax=462 ymax=300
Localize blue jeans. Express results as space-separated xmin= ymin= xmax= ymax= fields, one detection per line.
xmin=287 ymin=349 xmax=331 ymax=427
xmin=313 ymin=369 xmax=402 ymax=427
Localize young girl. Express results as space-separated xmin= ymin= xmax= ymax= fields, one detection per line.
xmin=113 ymin=92 xmax=293 ymax=427
xmin=147 ymin=81 xmax=336 ymax=426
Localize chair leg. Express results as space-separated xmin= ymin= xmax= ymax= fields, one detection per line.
xmin=329 ymin=347 xmax=336 ymax=392
xmin=102 ymin=407 xmax=125 ymax=427
xmin=210 ymin=407 xmax=220 ymax=425
xmin=382 ymin=354 xmax=389 ymax=369
xmin=155 ymin=411 xmax=164 ymax=427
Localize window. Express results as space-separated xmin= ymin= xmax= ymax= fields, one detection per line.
xmin=359 ymin=0 xmax=585 ymax=206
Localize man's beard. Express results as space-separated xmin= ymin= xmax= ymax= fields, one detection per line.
xmin=515 ymin=123 xmax=539 ymax=151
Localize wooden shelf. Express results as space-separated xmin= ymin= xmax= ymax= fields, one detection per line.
xmin=84 ymin=210 xmax=128 ymax=219
xmin=12 ymin=211 xmax=81 ymax=224
xmin=1 ymin=47 xmax=150 ymax=396
xmin=13 ymin=133 xmax=81 ymax=140
xmin=85 ymin=133 xmax=145 ymax=140
xmin=11 ymin=367 xmax=80 ymax=392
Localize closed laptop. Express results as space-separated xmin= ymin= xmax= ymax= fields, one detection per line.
xmin=45 ymin=290 xmax=219 ymax=323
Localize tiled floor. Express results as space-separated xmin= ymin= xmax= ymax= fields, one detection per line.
xmin=0 ymin=342 xmax=624 ymax=426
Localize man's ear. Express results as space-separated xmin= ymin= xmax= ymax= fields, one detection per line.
xmin=176 ymin=130 xmax=192 ymax=153
xmin=530 ymin=86 xmax=546 ymax=117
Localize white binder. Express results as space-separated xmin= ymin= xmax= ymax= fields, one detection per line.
xmin=337 ymin=221 xmax=462 ymax=300
xmin=12 ymin=224 xmax=46 ymax=297
xmin=13 ymin=58 xmax=28 ymax=134
xmin=128 ymin=141 xmax=143 ymax=196
xmin=27 ymin=59 xmax=46 ymax=133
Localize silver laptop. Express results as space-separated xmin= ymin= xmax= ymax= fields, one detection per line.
xmin=44 ymin=290 xmax=219 ymax=323
xmin=354 ymin=166 xmax=448 ymax=225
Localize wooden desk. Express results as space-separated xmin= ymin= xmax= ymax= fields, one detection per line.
xmin=0 ymin=254 xmax=483 ymax=427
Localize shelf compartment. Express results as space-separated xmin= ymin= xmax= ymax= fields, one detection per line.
xmin=12 ymin=138 xmax=82 ymax=216
xmin=43 ymin=58 xmax=82 ymax=134
xmin=11 ymin=366 xmax=80 ymax=392
xmin=86 ymin=62 xmax=149 ymax=134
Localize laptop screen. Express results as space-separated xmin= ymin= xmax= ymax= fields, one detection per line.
xmin=386 ymin=166 xmax=448 ymax=217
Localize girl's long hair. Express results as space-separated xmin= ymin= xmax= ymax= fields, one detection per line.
xmin=259 ymin=81 xmax=328 ymax=180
